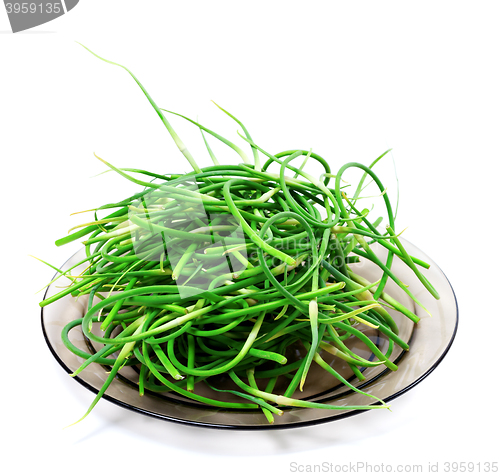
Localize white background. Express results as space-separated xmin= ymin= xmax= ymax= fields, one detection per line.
xmin=1 ymin=1 xmax=499 ymax=475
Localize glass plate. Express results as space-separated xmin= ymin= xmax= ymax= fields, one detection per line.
xmin=41 ymin=238 xmax=458 ymax=429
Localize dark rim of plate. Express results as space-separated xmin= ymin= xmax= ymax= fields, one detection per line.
xmin=40 ymin=247 xmax=459 ymax=430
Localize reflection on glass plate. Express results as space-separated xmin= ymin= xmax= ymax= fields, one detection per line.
xmin=41 ymin=239 xmax=458 ymax=429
